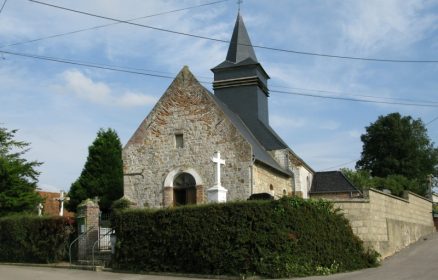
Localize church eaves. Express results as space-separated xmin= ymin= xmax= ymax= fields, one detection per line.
xmin=226 ymin=13 xmax=258 ymax=64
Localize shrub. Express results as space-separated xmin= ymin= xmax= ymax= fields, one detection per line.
xmin=112 ymin=197 xmax=378 ymax=278
xmin=0 ymin=214 xmax=75 ymax=263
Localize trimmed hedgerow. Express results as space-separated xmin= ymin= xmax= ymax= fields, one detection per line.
xmin=0 ymin=214 xmax=75 ymax=263
xmin=112 ymin=197 xmax=378 ymax=278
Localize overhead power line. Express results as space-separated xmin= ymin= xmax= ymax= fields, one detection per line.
xmin=0 ymin=49 xmax=176 ymax=80
xmin=270 ymin=85 xmax=438 ymax=105
xmin=320 ymin=159 xmax=358 ymax=171
xmin=2 ymin=48 xmax=438 ymax=108
xmin=271 ymin=89 xmax=438 ymax=108
xmin=426 ymin=116 xmax=438 ymax=126
xmin=0 ymin=0 xmax=228 ymax=49
xmin=28 ymin=0 xmax=438 ymax=63
xmin=0 ymin=0 xmax=8 ymax=16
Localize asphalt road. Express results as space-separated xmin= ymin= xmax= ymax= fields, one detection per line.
xmin=1 ymin=232 xmax=437 ymax=280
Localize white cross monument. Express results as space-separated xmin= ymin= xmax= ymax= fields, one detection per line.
xmin=37 ymin=203 xmax=44 ymax=216
xmin=55 ymin=190 xmax=70 ymax=216
xmin=207 ymin=151 xmax=228 ymax=203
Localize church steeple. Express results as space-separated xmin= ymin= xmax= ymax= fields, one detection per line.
xmin=225 ymin=13 xmax=258 ymax=64
xmin=211 ymin=13 xmax=271 ymax=129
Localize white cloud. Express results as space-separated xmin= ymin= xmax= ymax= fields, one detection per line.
xmin=342 ymin=0 xmax=438 ymax=53
xmin=63 ymin=70 xmax=111 ymax=103
xmin=348 ymin=130 xmax=362 ymax=138
xmin=60 ymin=69 xmax=157 ymax=107
xmin=271 ymin=115 xmax=308 ymax=129
xmin=118 ymin=91 xmax=157 ymax=107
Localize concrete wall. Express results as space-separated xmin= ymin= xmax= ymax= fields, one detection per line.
xmin=334 ymin=189 xmax=435 ymax=259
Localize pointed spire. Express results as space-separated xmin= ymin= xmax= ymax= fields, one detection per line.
xmin=225 ymin=13 xmax=258 ymax=64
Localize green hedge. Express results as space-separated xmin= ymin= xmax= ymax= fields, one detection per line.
xmin=0 ymin=215 xmax=75 ymax=263
xmin=112 ymin=197 xmax=378 ymax=278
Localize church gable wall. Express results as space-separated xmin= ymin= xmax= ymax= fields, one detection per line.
xmin=123 ymin=68 xmax=253 ymax=208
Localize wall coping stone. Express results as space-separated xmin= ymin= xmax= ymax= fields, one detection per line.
xmin=405 ymin=190 xmax=433 ymax=203
xmin=368 ymin=188 xmax=409 ymax=203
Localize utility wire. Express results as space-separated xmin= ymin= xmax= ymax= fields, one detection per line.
xmin=0 ymin=0 xmax=8 ymax=16
xmin=426 ymin=116 xmax=438 ymax=126
xmin=0 ymin=0 xmax=228 ymax=49
xmin=28 ymin=0 xmax=438 ymax=63
xmin=320 ymin=159 xmax=358 ymax=171
xmin=271 ymin=89 xmax=438 ymax=108
xmin=2 ymin=48 xmax=438 ymax=108
xmin=0 ymin=49 xmax=176 ymax=80
xmin=270 ymin=85 xmax=438 ymax=104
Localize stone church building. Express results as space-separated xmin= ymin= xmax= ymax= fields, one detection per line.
xmin=123 ymin=14 xmax=314 ymax=208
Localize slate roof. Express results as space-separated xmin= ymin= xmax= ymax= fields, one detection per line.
xmin=310 ymin=171 xmax=361 ymax=194
xmin=225 ymin=13 xmax=258 ymax=64
xmin=211 ymin=94 xmax=292 ymax=176
xmin=212 ymin=13 xmax=288 ymax=152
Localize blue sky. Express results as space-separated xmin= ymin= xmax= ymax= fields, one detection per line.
xmin=0 ymin=0 xmax=437 ymax=193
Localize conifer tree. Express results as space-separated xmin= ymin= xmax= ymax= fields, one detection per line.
xmin=67 ymin=128 xmax=123 ymax=212
xmin=0 ymin=126 xmax=42 ymax=216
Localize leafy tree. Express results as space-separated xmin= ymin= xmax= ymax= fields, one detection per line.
xmin=342 ymin=168 xmax=424 ymax=197
xmin=0 ymin=127 xmax=42 ymax=216
xmin=340 ymin=168 xmax=373 ymax=192
xmin=356 ymin=113 xmax=438 ymax=195
xmin=67 ymin=128 xmax=123 ymax=213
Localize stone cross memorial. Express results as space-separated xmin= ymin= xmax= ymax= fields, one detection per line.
xmin=207 ymin=151 xmax=228 ymax=203
xmin=37 ymin=203 xmax=44 ymax=216
xmin=55 ymin=190 xmax=70 ymax=216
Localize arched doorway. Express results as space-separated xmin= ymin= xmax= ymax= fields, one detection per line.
xmin=173 ymin=173 xmax=196 ymax=206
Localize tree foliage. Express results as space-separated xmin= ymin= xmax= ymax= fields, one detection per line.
xmin=342 ymin=168 xmax=426 ymax=197
xmin=356 ymin=113 xmax=438 ymax=195
xmin=67 ymin=128 xmax=123 ymax=213
xmin=0 ymin=127 xmax=42 ymax=216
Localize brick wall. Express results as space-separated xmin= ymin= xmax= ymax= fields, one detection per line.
xmin=335 ymin=189 xmax=435 ymax=259
xmin=76 ymin=199 xmax=100 ymax=260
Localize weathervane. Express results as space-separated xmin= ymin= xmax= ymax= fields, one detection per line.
xmin=237 ymin=0 xmax=243 ymax=12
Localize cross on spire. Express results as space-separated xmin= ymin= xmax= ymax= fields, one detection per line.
xmin=237 ymin=0 xmax=243 ymax=12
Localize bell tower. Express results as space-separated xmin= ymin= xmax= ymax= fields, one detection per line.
xmin=212 ymin=13 xmax=270 ymax=127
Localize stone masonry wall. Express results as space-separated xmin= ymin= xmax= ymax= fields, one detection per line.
xmin=252 ymin=162 xmax=291 ymax=198
xmin=123 ymin=67 xmax=253 ymax=208
xmin=335 ymin=189 xmax=435 ymax=259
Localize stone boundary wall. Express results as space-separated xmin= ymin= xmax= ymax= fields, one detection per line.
xmin=334 ymin=189 xmax=435 ymax=259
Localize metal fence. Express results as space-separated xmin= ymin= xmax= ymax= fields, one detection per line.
xmin=99 ymin=212 xmax=112 ymax=251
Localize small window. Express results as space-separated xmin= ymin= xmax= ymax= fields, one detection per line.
xmin=269 ymin=184 xmax=274 ymax=191
xmin=283 ymin=189 xmax=287 ymax=196
xmin=175 ymin=134 xmax=184 ymax=148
